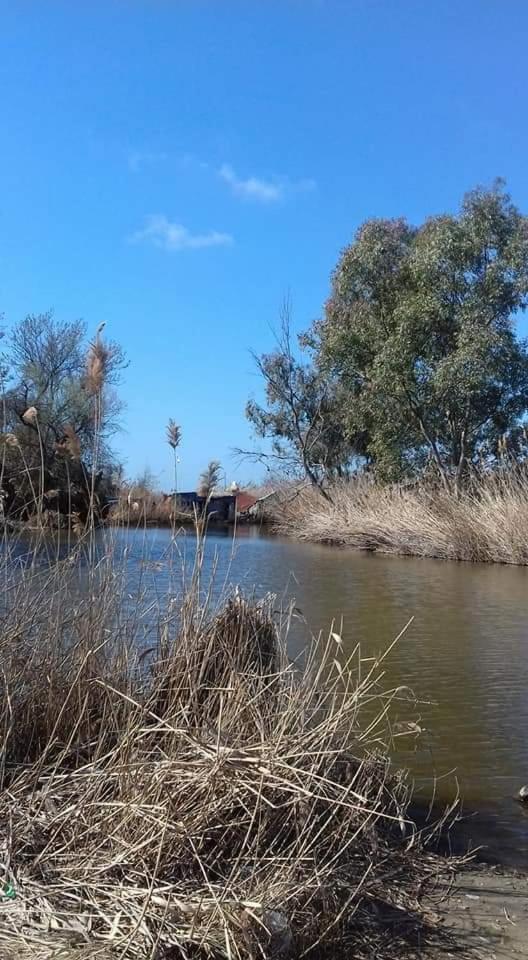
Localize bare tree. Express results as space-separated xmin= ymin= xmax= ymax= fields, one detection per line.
xmin=242 ymin=300 xmax=357 ymax=500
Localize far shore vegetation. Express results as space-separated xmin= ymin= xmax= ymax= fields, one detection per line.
xmin=245 ymin=181 xmax=528 ymax=563
xmin=269 ymin=471 xmax=528 ymax=564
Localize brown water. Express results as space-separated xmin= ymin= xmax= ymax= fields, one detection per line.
xmin=164 ymin=526 xmax=528 ymax=867
xmin=13 ymin=525 xmax=528 ymax=866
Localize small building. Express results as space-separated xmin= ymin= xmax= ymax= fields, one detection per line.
xmin=172 ymin=489 xmax=275 ymax=524
xmin=235 ymin=491 xmax=260 ymax=516
xmin=174 ymin=492 xmax=236 ymax=522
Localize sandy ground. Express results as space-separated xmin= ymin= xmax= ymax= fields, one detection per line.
xmin=0 ymin=868 xmax=527 ymax=959
xmin=432 ymin=868 xmax=528 ymax=959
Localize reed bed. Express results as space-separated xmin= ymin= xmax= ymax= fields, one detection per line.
xmin=271 ymin=472 xmax=528 ymax=564
xmin=0 ymin=528 xmax=457 ymax=959
xmin=108 ymin=492 xmax=189 ymax=526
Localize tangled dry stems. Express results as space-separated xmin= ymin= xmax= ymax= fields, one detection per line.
xmin=109 ymin=493 xmax=194 ymax=527
xmin=0 ymin=534 xmax=456 ymax=959
xmin=271 ymin=472 xmax=528 ymax=565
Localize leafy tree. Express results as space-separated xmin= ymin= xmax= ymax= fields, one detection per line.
xmin=314 ymin=182 xmax=528 ymax=491
xmin=3 ymin=313 xmax=125 ymax=462
xmin=132 ymin=466 xmax=159 ymax=496
xmin=245 ymin=303 xmax=359 ymax=497
xmin=1 ymin=312 xmax=126 ymax=519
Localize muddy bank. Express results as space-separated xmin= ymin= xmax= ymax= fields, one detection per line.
xmin=432 ymin=868 xmax=528 ymax=959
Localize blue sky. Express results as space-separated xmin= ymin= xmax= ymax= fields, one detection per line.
xmin=1 ymin=1 xmax=528 ymax=489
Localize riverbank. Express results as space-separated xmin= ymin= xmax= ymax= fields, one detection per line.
xmin=434 ymin=867 xmax=528 ymax=959
xmin=271 ymin=473 xmax=528 ymax=565
xmin=0 ymin=531 xmax=464 ymax=959
xmin=3 ymin=867 xmax=527 ymax=960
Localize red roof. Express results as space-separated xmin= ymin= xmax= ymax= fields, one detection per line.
xmin=236 ymin=491 xmax=259 ymax=513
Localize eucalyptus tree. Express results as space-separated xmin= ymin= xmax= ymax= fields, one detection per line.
xmin=315 ymin=182 xmax=528 ymax=490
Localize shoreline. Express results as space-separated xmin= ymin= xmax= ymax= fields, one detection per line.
xmin=274 ymin=529 xmax=528 ymax=566
xmin=0 ymin=864 xmax=526 ymax=959
xmin=267 ymin=476 xmax=528 ymax=567
xmin=432 ymin=866 xmax=528 ymax=959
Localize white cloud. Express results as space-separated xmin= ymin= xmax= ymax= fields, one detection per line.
xmin=219 ymin=164 xmax=283 ymax=203
xmin=219 ymin=164 xmax=317 ymax=203
xmin=128 ymin=150 xmax=168 ymax=173
xmin=129 ymin=215 xmax=233 ymax=252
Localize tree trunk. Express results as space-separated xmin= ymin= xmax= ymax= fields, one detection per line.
xmin=453 ymin=428 xmax=468 ymax=499
xmin=415 ymin=415 xmax=451 ymax=493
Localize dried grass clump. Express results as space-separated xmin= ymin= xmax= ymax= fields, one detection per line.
xmin=271 ymin=471 xmax=528 ymax=565
xmin=108 ymin=490 xmax=193 ymax=526
xmin=0 ymin=535 xmax=455 ymax=959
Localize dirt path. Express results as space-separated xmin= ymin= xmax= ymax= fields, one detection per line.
xmin=433 ymin=868 xmax=528 ymax=959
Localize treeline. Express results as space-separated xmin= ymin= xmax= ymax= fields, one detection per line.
xmin=247 ymin=181 xmax=528 ymax=496
xmin=0 ymin=312 xmax=125 ymax=527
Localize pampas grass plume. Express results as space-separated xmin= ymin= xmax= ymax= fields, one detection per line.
xmin=86 ymin=335 xmax=110 ymax=395
xmin=22 ymin=406 xmax=38 ymax=425
xmin=167 ymin=419 xmax=181 ymax=450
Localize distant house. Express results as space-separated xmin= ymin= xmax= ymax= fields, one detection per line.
xmin=235 ymin=491 xmax=259 ymax=516
xmin=171 ymin=489 xmax=275 ymax=524
xmin=173 ymin=490 xmax=272 ymax=522
xmin=174 ymin=492 xmax=236 ymax=522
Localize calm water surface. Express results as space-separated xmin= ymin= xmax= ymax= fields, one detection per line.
xmin=14 ymin=525 xmax=528 ymax=866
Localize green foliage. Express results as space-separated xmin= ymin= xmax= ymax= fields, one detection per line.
xmin=0 ymin=312 xmax=126 ymax=520
xmin=316 ymin=181 xmax=528 ymax=488
xmin=3 ymin=313 xmax=125 ymax=463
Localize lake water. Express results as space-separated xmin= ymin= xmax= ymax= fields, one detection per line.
xmin=12 ymin=524 xmax=528 ymax=867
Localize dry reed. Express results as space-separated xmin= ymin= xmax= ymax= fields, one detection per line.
xmin=166 ymin=420 xmax=182 ymax=451
xmin=109 ymin=491 xmax=192 ymax=526
xmin=22 ymin=407 xmax=38 ymax=426
xmin=270 ymin=472 xmax=528 ymax=565
xmin=85 ymin=338 xmax=110 ymax=396
xmin=0 ymin=528 xmax=457 ymax=959
xmin=58 ymin=425 xmax=81 ymax=461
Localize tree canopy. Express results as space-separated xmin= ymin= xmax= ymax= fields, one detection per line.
xmin=1 ymin=312 xmax=126 ymax=522
xmin=249 ymin=183 xmax=528 ymax=492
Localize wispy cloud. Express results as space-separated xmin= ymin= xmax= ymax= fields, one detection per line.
xmin=128 ymin=215 xmax=233 ymax=252
xmin=128 ymin=150 xmax=168 ymax=173
xmin=219 ymin=164 xmax=316 ymax=203
xmin=219 ymin=164 xmax=282 ymax=202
